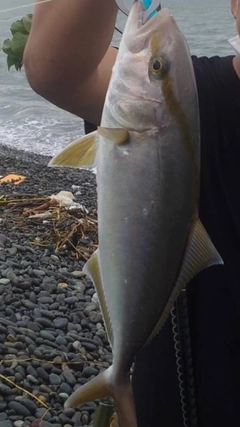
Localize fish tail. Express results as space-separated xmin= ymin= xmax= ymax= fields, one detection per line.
xmin=114 ymin=375 xmax=138 ymax=427
xmin=64 ymin=366 xmax=113 ymax=408
xmin=64 ymin=365 xmax=138 ymax=427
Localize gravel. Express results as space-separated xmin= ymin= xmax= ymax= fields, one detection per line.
xmin=0 ymin=145 xmax=112 ymax=427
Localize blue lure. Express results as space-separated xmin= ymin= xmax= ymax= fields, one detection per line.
xmin=141 ymin=0 xmax=158 ymax=18
xmin=115 ymin=0 xmax=160 ymax=22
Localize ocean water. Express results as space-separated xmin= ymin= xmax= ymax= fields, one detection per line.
xmin=0 ymin=0 xmax=237 ymax=156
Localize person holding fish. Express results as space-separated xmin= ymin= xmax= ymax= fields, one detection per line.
xmin=24 ymin=0 xmax=240 ymax=426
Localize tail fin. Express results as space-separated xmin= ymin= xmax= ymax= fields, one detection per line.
xmin=114 ymin=376 xmax=138 ymax=427
xmin=64 ymin=366 xmax=113 ymax=408
xmin=64 ymin=365 xmax=138 ymax=427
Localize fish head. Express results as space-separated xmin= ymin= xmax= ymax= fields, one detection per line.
xmin=103 ymin=1 xmax=198 ymax=134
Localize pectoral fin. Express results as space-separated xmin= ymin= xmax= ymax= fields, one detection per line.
xmin=83 ymin=249 xmax=113 ymax=346
xmin=98 ymin=127 xmax=129 ymax=145
xmin=48 ymin=131 xmax=98 ymax=168
xmin=146 ymin=218 xmax=223 ymax=344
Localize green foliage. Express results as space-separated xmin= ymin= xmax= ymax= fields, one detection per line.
xmin=2 ymin=14 xmax=32 ymax=71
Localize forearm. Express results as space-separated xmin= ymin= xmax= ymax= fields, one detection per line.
xmin=23 ymin=0 xmax=118 ymax=105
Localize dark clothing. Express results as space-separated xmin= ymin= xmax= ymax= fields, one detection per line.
xmin=84 ymin=56 xmax=240 ymax=426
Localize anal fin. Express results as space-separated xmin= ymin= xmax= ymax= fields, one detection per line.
xmin=83 ymin=249 xmax=113 ymax=346
xmin=146 ymin=218 xmax=223 ymax=344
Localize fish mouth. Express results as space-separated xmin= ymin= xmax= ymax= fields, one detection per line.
xmin=132 ymin=1 xmax=171 ymax=30
xmin=123 ymin=2 xmax=173 ymax=51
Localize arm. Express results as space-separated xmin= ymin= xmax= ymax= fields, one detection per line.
xmin=23 ymin=0 xmax=118 ymax=125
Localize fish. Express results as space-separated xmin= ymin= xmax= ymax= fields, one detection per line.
xmin=48 ymin=2 xmax=223 ymax=426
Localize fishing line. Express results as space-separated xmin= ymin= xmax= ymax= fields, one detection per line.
xmin=0 ymin=0 xmax=123 ymax=34
xmin=0 ymin=0 xmax=54 ymax=15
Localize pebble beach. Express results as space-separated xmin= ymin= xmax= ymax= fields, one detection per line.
xmin=0 ymin=145 xmax=112 ymax=427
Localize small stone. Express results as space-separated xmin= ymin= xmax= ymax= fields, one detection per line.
xmin=39 ymin=422 xmax=61 ymax=427
xmin=27 ymin=375 xmax=39 ymax=385
xmin=57 ymin=283 xmax=68 ymax=289
xmin=9 ymin=247 xmax=17 ymax=256
xmin=0 ymin=278 xmax=10 ymax=285
xmin=71 ymin=271 xmax=85 ymax=278
xmin=82 ymin=367 xmax=99 ymax=378
xmin=0 ymin=384 xmax=12 ymax=395
xmin=6 ymin=269 xmax=18 ymax=284
xmin=0 ymin=413 xmax=7 ymax=421
xmin=34 ymin=318 xmax=53 ymax=329
xmin=55 ymin=336 xmax=67 ymax=346
xmin=35 ymin=408 xmax=48 ymax=419
xmin=38 ymin=297 xmax=54 ymax=304
xmin=81 ymin=342 xmax=97 ymax=352
xmin=60 ymin=382 xmax=72 ymax=395
xmin=49 ymin=373 xmax=61 ymax=385
xmin=0 ymin=421 xmax=13 ymax=427
xmin=8 ymin=401 xmax=31 ymax=417
xmin=59 ymin=393 xmax=69 ymax=402
xmin=14 ymin=421 xmax=25 ymax=427
xmin=64 ymin=296 xmax=78 ymax=305
xmin=19 ymin=398 xmax=38 ymax=414
xmin=32 ymin=270 xmax=46 ymax=277
xmin=53 ymin=318 xmax=68 ymax=329
xmin=62 ymin=369 xmax=76 ymax=387
xmin=38 ymin=395 xmax=47 ymax=404
xmin=40 ymin=331 xmax=55 ymax=341
xmin=62 ymin=408 xmax=75 ymax=418
xmin=88 ymin=312 xmax=102 ymax=323
xmin=36 ymin=367 xmax=49 ymax=383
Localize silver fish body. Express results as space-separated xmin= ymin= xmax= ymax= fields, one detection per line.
xmin=49 ymin=3 xmax=223 ymax=426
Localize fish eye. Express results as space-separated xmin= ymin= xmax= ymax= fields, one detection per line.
xmin=152 ymin=59 xmax=162 ymax=71
xmin=149 ymin=55 xmax=169 ymax=80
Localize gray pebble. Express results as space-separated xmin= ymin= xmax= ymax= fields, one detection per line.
xmin=60 ymin=382 xmax=72 ymax=395
xmin=0 ymin=278 xmax=10 ymax=285
xmin=0 ymin=384 xmax=12 ymax=395
xmin=53 ymin=318 xmax=68 ymax=329
xmin=39 ymin=422 xmax=62 ymax=427
xmin=49 ymin=373 xmax=61 ymax=385
xmin=0 ymin=233 xmax=8 ymax=245
xmin=62 ymin=369 xmax=76 ymax=387
xmin=6 ymin=269 xmax=18 ymax=284
xmin=34 ymin=318 xmax=53 ymax=328
xmin=36 ymin=367 xmax=49 ymax=383
xmin=0 ymin=421 xmax=13 ymax=427
xmin=0 ymin=413 xmax=8 ymax=421
xmin=32 ymin=269 xmax=46 ymax=277
xmin=55 ymin=336 xmax=67 ymax=346
xmin=59 ymin=392 xmax=69 ymax=401
xmin=71 ymin=271 xmax=85 ymax=278
xmin=8 ymin=401 xmax=31 ymax=417
xmin=64 ymin=296 xmax=78 ymax=305
xmin=88 ymin=312 xmax=102 ymax=323
xmin=40 ymin=310 xmax=55 ymax=320
xmin=27 ymin=374 xmax=39 ymax=385
xmin=18 ymin=398 xmax=37 ymax=414
xmin=82 ymin=367 xmax=99 ymax=378
xmin=36 ymin=408 xmax=50 ymax=418
xmin=81 ymin=342 xmax=97 ymax=352
xmin=13 ymin=421 xmax=25 ymax=427
xmin=38 ymin=296 xmax=54 ymax=304
xmin=40 ymin=331 xmax=55 ymax=341
xmin=8 ymin=247 xmax=17 ymax=256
